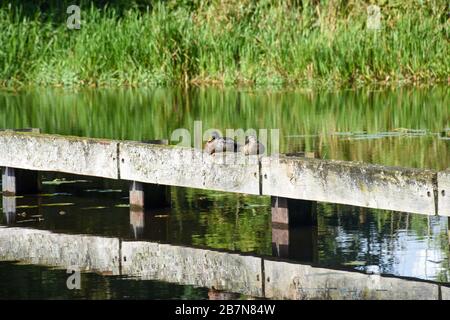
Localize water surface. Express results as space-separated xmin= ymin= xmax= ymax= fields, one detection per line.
xmin=0 ymin=86 xmax=449 ymax=298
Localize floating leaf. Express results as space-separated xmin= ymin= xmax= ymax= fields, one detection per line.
xmin=85 ymin=189 xmax=122 ymax=193
xmin=41 ymin=203 xmax=75 ymax=207
xmin=42 ymin=179 xmax=90 ymax=185
xmin=115 ymin=204 xmax=130 ymax=208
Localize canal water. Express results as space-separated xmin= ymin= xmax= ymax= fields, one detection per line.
xmin=0 ymin=86 xmax=449 ymax=299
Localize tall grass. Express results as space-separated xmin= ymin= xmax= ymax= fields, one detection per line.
xmin=0 ymin=0 xmax=448 ymax=88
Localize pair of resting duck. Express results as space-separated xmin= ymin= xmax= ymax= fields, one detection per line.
xmin=204 ymin=131 xmax=265 ymax=155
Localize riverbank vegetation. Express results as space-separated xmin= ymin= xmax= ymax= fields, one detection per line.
xmin=0 ymin=0 xmax=448 ymax=88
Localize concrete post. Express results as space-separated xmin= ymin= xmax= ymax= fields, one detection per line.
xmin=271 ymin=197 xmax=318 ymax=263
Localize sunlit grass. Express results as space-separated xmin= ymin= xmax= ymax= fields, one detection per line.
xmin=0 ymin=1 xmax=448 ymax=88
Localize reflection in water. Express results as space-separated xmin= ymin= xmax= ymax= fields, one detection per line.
xmin=0 ymin=87 xmax=448 ymax=169
xmin=1 ymin=172 xmax=449 ymax=284
xmin=317 ymin=206 xmax=450 ymax=283
xmin=271 ymin=198 xmax=318 ymax=263
xmin=0 ymin=261 xmax=208 ymax=300
xmin=130 ymin=209 xmax=145 ymax=239
xmin=0 ymin=225 xmax=447 ymax=300
xmin=2 ymin=196 xmax=15 ymax=224
xmin=0 ymin=86 xmax=448 ymax=297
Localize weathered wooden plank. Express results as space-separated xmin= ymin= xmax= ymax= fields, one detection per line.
xmin=0 ymin=227 xmax=121 ymax=274
xmin=262 ymin=156 xmax=436 ymax=215
xmin=438 ymin=170 xmax=450 ymax=216
xmin=120 ymin=141 xmax=260 ymax=195
xmin=264 ymin=259 xmax=439 ymax=300
xmin=0 ymin=132 xmax=118 ymax=179
xmin=121 ymin=241 xmax=263 ymax=297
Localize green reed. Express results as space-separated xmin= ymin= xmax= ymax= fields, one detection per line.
xmin=0 ymin=1 xmax=448 ymax=88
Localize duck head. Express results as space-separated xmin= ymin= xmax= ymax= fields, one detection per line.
xmin=207 ymin=131 xmax=221 ymax=142
xmin=245 ymin=135 xmax=258 ymax=144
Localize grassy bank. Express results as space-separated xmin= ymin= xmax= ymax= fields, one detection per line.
xmin=0 ymin=0 xmax=448 ymax=88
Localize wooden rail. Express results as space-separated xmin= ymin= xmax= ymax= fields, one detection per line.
xmin=0 ymin=131 xmax=448 ymax=216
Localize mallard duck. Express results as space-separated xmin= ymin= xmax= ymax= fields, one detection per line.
xmin=204 ymin=131 xmax=239 ymax=155
xmin=241 ymin=135 xmax=265 ymax=155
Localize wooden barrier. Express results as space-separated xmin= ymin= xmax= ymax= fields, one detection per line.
xmin=0 ymin=131 xmax=447 ymax=215
xmin=119 ymin=140 xmax=260 ymax=195
xmin=0 ymin=132 xmax=118 ymax=179
xmin=262 ymin=156 xmax=437 ymax=215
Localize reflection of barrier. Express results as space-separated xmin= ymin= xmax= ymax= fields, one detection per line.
xmin=1 ymin=131 xmax=447 ymax=216
xmin=0 ymin=226 xmax=448 ymax=300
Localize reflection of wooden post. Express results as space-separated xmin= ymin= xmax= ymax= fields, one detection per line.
xmin=271 ymin=197 xmax=318 ymax=263
xmin=2 ymin=196 xmax=16 ymax=224
xmin=272 ymin=197 xmax=289 ymax=257
xmin=130 ymin=208 xmax=145 ymax=239
xmin=208 ymin=289 xmax=240 ymax=300
xmin=359 ymin=208 xmax=367 ymax=224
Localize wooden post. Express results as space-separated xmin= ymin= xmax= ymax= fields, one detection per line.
xmin=271 ymin=197 xmax=318 ymax=263
xmin=129 ymin=180 xmax=170 ymax=210
xmin=129 ymin=139 xmax=170 ymax=211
